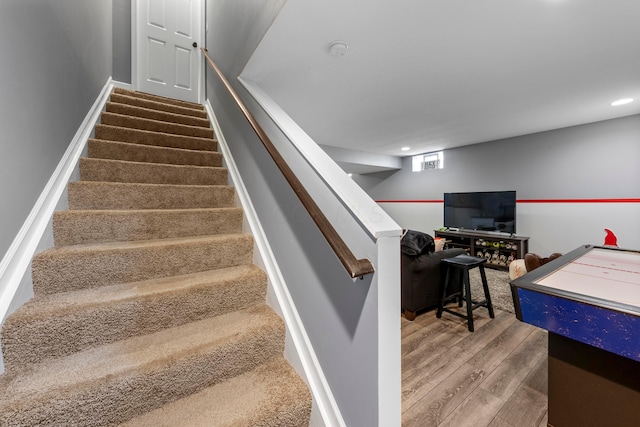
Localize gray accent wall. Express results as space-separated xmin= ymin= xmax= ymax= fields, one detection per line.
xmin=356 ymin=114 xmax=640 ymax=252
xmin=358 ymin=114 xmax=640 ymax=200
xmin=0 ymin=0 xmax=113 ymax=263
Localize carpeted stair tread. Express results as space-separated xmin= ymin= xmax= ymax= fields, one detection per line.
xmin=53 ymin=207 xmax=243 ymax=246
xmin=0 ymin=87 xmax=312 ymax=427
xmin=95 ymin=124 xmax=215 ymax=151
xmin=114 ymin=87 xmax=204 ymax=112
xmin=106 ymin=102 xmax=211 ymax=128
xmin=1 ymin=265 xmax=267 ymax=369
xmin=101 ymin=112 xmax=214 ymax=139
xmin=68 ymin=181 xmax=235 ymax=210
xmin=79 ymin=158 xmax=228 ymax=185
xmin=121 ymin=358 xmax=312 ymax=427
xmin=31 ymin=234 xmax=254 ymax=295
xmin=0 ymin=304 xmax=285 ymax=427
xmin=109 ymin=92 xmax=208 ymax=119
xmin=88 ymin=138 xmax=222 ymax=167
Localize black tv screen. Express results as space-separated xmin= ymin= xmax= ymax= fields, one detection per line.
xmin=443 ymin=191 xmax=516 ymax=233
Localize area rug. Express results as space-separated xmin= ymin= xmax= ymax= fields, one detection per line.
xmin=469 ymin=267 xmax=514 ymax=313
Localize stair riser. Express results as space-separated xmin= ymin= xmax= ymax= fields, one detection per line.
xmin=53 ymin=208 xmax=243 ymax=246
xmin=88 ymin=139 xmax=222 ymax=167
xmin=2 ymin=273 xmax=267 ymax=369
xmin=101 ymin=112 xmax=214 ymax=139
xmin=114 ymin=87 xmax=204 ymax=111
xmin=106 ymin=102 xmax=210 ymax=128
xmin=32 ymin=236 xmax=254 ymax=295
xmin=109 ymin=93 xmax=207 ymax=118
xmin=0 ymin=321 xmax=285 ymax=427
xmin=95 ymin=124 xmax=215 ymax=151
xmin=68 ymin=182 xmax=235 ymax=210
xmin=79 ymin=158 xmax=227 ymax=186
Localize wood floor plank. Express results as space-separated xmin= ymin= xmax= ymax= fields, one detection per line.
xmin=402 ymin=312 xmax=516 ymax=396
xmin=488 ymin=416 xmax=515 ymax=427
xmin=402 ymin=311 xmax=440 ymax=338
xmin=493 ymin=345 xmax=548 ymax=427
xmin=480 ymin=329 xmax=547 ymax=401
xmin=466 ymin=319 xmax=536 ymax=373
xmin=441 ymin=309 xmax=515 ymax=359
xmin=537 ymin=412 xmax=548 ymax=427
xmin=494 ymin=384 xmax=547 ymax=427
xmin=402 ymin=316 xmax=474 ymax=380
xmin=522 ymin=351 xmax=548 ymax=396
xmin=402 ymin=308 xmax=549 ymax=426
xmin=402 ymin=311 xmax=514 ymax=404
xmin=402 ymin=318 xmax=455 ymax=358
xmin=403 ymin=362 xmax=487 ymax=427
xmin=438 ymin=387 xmax=505 ymax=427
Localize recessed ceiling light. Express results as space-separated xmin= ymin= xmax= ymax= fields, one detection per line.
xmin=611 ymin=98 xmax=634 ymax=106
xmin=401 ymin=146 xmax=411 ymax=151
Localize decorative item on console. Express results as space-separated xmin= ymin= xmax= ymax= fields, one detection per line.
xmin=476 ymin=247 xmax=517 ymax=267
xmin=476 ymin=239 xmax=519 ymax=251
xmin=491 ymin=252 xmax=500 ymax=264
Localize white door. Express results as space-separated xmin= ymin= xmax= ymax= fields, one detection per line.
xmin=135 ymin=0 xmax=203 ymax=103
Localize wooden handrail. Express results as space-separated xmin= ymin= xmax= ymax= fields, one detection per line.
xmin=201 ymin=48 xmax=374 ymax=278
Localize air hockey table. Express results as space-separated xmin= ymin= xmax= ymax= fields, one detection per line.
xmin=510 ymin=244 xmax=640 ymax=427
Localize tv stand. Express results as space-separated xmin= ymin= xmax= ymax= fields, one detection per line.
xmin=434 ymin=229 xmax=529 ymax=271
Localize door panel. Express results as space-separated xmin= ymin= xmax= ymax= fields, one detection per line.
xmin=148 ymin=1 xmax=166 ymax=29
xmin=175 ymin=46 xmax=192 ymax=89
xmin=175 ymin=0 xmax=192 ymax=37
xmin=147 ymin=38 xmax=167 ymax=84
xmin=136 ymin=0 xmax=202 ymax=103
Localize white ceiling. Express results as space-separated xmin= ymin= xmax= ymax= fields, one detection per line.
xmin=241 ymin=0 xmax=640 ymax=172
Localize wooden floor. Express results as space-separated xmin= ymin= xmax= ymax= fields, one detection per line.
xmin=402 ymin=307 xmax=549 ymax=427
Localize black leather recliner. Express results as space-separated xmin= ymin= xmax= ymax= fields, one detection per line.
xmin=401 ymin=230 xmax=465 ymax=320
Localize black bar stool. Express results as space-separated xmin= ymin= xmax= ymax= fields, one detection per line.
xmin=437 ymin=254 xmax=495 ymax=332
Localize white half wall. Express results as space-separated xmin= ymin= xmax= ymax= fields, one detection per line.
xmin=518 ymin=201 xmax=640 ymax=255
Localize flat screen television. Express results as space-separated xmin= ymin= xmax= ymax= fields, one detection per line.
xmin=443 ymin=191 xmax=516 ymax=234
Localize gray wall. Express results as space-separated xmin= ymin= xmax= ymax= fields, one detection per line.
xmin=358 ymin=114 xmax=640 ymax=200
xmin=205 ymin=1 xmax=383 ymax=425
xmin=112 ymin=0 xmax=131 ymax=84
xmin=0 ymin=0 xmax=113 ymax=262
xmin=356 ymin=114 xmax=640 ymax=252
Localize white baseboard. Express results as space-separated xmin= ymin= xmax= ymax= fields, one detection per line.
xmin=204 ymin=100 xmax=345 ymax=427
xmin=112 ymin=81 xmax=133 ymax=91
xmin=0 ymin=77 xmax=114 ymax=327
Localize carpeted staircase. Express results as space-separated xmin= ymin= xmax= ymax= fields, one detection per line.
xmin=0 ymin=88 xmax=312 ymax=426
